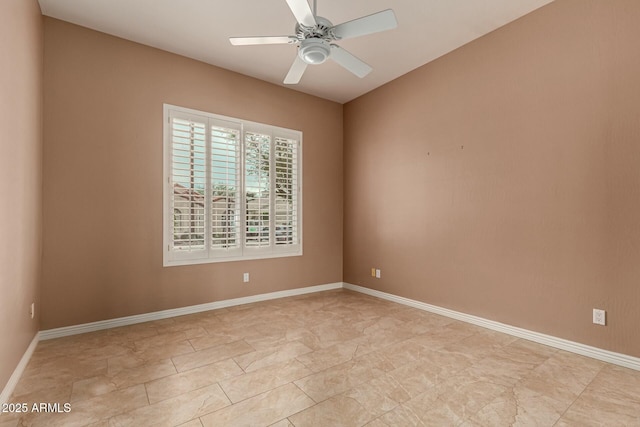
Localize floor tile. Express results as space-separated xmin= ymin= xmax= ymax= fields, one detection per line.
xmin=176 ymin=420 xmax=203 ymax=427
xmin=145 ymin=358 xmax=243 ymax=404
xmin=219 ymin=359 xmax=312 ymax=403
xmin=268 ymin=419 xmax=294 ymax=427
xmin=13 ymin=356 xmax=108 ymax=398
xmin=172 ymin=340 xmax=253 ymax=372
xmin=106 ymin=358 xmax=177 ymax=389
xmin=109 ymin=383 xmax=229 ymax=427
xmin=107 ymin=340 xmax=194 ymax=374
xmin=294 ymin=351 xmax=395 ymax=403
xmin=189 ymin=333 xmax=239 ymax=352
xmin=70 ymin=376 xmax=117 ymax=402
xmin=463 ymin=383 xmax=569 ymax=426
xmin=398 ymin=372 xmax=509 ymax=426
xmin=288 ymin=393 xmax=376 ymax=427
xmin=557 ymin=364 xmax=640 ymax=426
xmin=31 ymin=384 xmax=148 ymax=427
xmin=233 ymin=341 xmax=313 ymax=373
xmin=295 ymin=338 xmax=362 ymax=373
xmin=199 ymin=383 xmax=314 ymax=427
xmin=133 ymin=328 xmax=207 ymax=352
xmin=4 ymin=290 xmax=640 ymax=426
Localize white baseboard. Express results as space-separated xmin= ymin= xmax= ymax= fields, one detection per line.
xmin=343 ymin=283 xmax=640 ymax=372
xmin=39 ymin=282 xmax=343 ymax=340
xmin=34 ymin=281 xmax=640 ymax=373
xmin=0 ymin=333 xmax=39 ymax=406
xmin=4 ymin=281 xmax=639 ymax=407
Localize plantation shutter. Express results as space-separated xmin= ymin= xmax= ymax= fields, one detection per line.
xmin=164 ymin=104 xmax=302 ymax=266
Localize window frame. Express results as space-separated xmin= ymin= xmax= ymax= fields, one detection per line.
xmin=163 ymin=104 xmax=303 ymax=267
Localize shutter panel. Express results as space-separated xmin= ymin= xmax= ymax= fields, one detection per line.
xmin=245 ymin=131 xmax=271 ymax=248
xmin=274 ymin=137 xmax=299 ymax=246
xmin=170 ymin=116 xmax=207 ymax=253
xmin=210 ymin=122 xmax=241 ymax=251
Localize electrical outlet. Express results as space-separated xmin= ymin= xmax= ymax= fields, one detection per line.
xmin=371 ymin=268 xmax=376 ymax=277
xmin=30 ymin=302 xmax=35 ymax=319
xmin=243 ymin=273 xmax=249 ymax=283
xmin=375 ymin=269 xmax=381 ymax=279
xmin=593 ymin=308 xmax=606 ymax=326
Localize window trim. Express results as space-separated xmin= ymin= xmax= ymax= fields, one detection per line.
xmin=163 ymin=104 xmax=303 ymax=267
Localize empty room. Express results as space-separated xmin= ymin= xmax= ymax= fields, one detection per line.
xmin=1 ymin=0 xmax=640 ymax=425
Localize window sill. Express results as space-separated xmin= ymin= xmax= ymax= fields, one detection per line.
xmin=163 ymin=248 xmax=303 ymax=267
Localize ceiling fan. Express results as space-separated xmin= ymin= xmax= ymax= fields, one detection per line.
xmin=229 ymin=0 xmax=398 ymax=84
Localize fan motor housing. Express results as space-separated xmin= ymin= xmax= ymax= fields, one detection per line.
xmin=295 ymin=16 xmax=334 ymax=40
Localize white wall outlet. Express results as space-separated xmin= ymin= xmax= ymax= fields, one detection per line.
xmin=593 ymin=308 xmax=606 ymax=326
xmin=30 ymin=302 xmax=35 ymax=319
xmin=375 ymin=269 xmax=381 ymax=279
xmin=243 ymin=273 xmax=250 ymax=283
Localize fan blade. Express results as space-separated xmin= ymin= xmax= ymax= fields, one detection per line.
xmin=285 ymin=0 xmax=317 ymax=27
xmin=332 ymin=9 xmax=397 ymax=40
xmin=284 ymin=55 xmax=308 ymax=84
xmin=330 ymin=45 xmax=372 ymax=78
xmin=230 ymin=36 xmax=297 ymax=46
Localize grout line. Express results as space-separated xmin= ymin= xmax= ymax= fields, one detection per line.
xmin=143 ymin=382 xmax=151 ymax=406
xmin=169 ymin=356 xmax=180 ymax=376
xmin=291 ymin=381 xmax=318 ymax=405
xmin=217 ymin=381 xmax=234 ymax=406
xmin=552 ymin=363 xmax=606 ymax=426
xmin=229 ymin=357 xmax=245 ymax=375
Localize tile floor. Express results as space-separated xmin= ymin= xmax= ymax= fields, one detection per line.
xmin=1 ymin=289 xmax=639 ymax=426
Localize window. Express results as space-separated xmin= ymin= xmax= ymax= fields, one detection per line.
xmin=163 ymin=104 xmax=302 ymax=266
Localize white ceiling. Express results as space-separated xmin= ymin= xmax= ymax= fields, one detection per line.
xmin=38 ymin=0 xmax=554 ymax=104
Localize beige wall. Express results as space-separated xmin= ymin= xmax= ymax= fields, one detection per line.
xmin=42 ymin=18 xmax=343 ymax=329
xmin=20 ymin=0 xmax=640 ymax=363
xmin=344 ymin=0 xmax=640 ymax=357
xmin=0 ymin=0 xmax=43 ymax=393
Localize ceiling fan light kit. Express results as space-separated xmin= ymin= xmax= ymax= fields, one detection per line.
xmin=229 ymin=0 xmax=398 ymax=84
xmin=299 ymin=39 xmax=330 ymax=64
